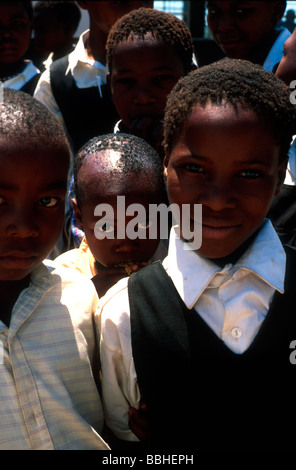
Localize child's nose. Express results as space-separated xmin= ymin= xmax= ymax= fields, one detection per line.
xmin=6 ymin=210 xmax=39 ymax=238
xmin=134 ymin=88 xmax=156 ymax=105
xmin=217 ymin=15 xmax=236 ymax=33
xmin=200 ymin=180 xmax=236 ymax=211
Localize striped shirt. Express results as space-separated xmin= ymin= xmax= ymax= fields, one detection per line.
xmin=0 ymin=261 xmax=108 ymax=450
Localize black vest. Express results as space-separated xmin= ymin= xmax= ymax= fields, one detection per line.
xmin=21 ymin=73 xmax=40 ymax=96
xmin=128 ymin=245 xmax=296 ymax=450
xmin=50 ymin=56 xmax=119 ymax=153
xmin=268 ymin=184 xmax=296 ymax=247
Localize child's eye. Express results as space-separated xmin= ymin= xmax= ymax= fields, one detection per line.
xmin=239 ymin=169 xmax=262 ymax=179
xmin=137 ymin=219 xmax=152 ymax=230
xmin=38 ymin=197 xmax=61 ymax=208
xmin=96 ymin=222 xmax=115 ymax=234
xmin=234 ymin=8 xmax=252 ymax=18
xmin=154 ymin=74 xmax=176 ymax=83
xmin=115 ymin=77 xmax=135 ymax=87
xmin=184 ymin=163 xmax=205 ymax=174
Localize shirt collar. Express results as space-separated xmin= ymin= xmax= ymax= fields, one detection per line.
xmin=66 ymin=30 xmax=107 ymax=91
xmin=163 ymin=219 xmax=286 ymax=309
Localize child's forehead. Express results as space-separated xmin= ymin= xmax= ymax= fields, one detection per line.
xmin=0 ymin=140 xmax=69 ymax=174
xmin=115 ymin=33 xmax=171 ymax=52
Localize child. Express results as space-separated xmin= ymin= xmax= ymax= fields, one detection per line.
xmin=106 ymin=7 xmax=196 ymax=157
xmin=34 ymin=0 xmax=153 ymax=154
xmin=206 ymin=0 xmax=289 ymax=71
xmin=30 ymin=1 xmax=81 ymax=72
xmin=98 ymin=59 xmax=296 ymax=450
xmin=0 ymin=1 xmax=40 ymax=95
xmin=0 ymin=88 xmax=108 ymax=450
xmin=55 ymin=133 xmax=167 ymax=298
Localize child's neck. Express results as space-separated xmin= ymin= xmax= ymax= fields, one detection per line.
xmin=0 ymin=276 xmax=30 ymax=327
xmin=211 ymin=229 xmax=259 ymax=268
xmin=86 ymin=25 xmax=107 ymax=65
xmin=0 ymin=59 xmax=26 ymax=81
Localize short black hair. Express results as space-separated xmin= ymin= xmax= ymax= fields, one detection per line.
xmin=0 ymin=88 xmax=70 ymax=158
xmin=164 ymin=59 xmax=296 ymax=161
xmin=4 ymin=1 xmax=34 ymax=21
xmin=34 ymin=1 xmax=81 ymax=32
xmin=74 ymin=133 xmax=165 ymax=206
xmin=106 ymin=7 xmax=194 ymax=74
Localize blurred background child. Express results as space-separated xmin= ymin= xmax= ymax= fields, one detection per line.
xmin=0 ymin=1 xmax=40 ymax=95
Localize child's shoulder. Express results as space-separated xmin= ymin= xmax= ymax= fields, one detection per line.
xmin=44 ymin=259 xmax=99 ymax=314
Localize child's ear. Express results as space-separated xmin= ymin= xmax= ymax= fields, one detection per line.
xmin=275 ymin=157 xmax=288 ymax=195
xmin=71 ymin=198 xmax=83 ymax=230
xmin=163 ymin=156 xmax=169 ymax=183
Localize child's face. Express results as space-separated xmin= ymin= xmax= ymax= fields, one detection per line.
xmin=79 ymin=1 xmax=153 ymax=35
xmin=33 ymin=12 xmax=73 ymax=55
xmin=74 ymin=154 xmax=161 ymax=267
xmin=164 ymin=103 xmax=286 ymax=259
xmin=0 ymin=2 xmax=32 ymax=64
xmin=207 ymin=1 xmax=283 ymax=60
xmin=0 ymin=144 xmax=69 ymax=281
xmin=109 ymin=36 xmax=185 ymax=149
xmin=276 ymin=27 xmax=296 ymax=85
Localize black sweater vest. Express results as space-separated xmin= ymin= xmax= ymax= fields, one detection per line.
xmin=50 ymin=56 xmax=119 ymax=153
xmin=128 ymin=246 xmax=296 ymax=450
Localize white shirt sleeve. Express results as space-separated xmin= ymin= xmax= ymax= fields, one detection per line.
xmin=96 ymin=278 xmax=141 ymax=442
xmin=34 ymin=68 xmax=67 ymax=129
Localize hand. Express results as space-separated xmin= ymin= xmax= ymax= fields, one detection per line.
xmin=128 ymin=401 xmax=152 ymax=445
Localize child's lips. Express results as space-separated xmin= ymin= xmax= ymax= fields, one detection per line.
xmin=202 ymin=222 xmax=241 ymax=240
xmin=0 ymin=251 xmax=39 ymax=269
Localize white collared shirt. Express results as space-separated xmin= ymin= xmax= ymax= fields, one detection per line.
xmin=34 ymin=30 xmax=107 ymax=127
xmin=0 ymin=261 xmax=109 ymax=450
xmin=3 ymin=60 xmax=39 ymax=90
xmin=97 ymin=219 xmax=286 ymax=441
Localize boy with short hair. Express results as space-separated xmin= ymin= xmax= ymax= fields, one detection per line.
xmin=55 ymin=133 xmax=167 ymax=298
xmin=30 ymin=1 xmax=81 ymax=71
xmin=98 ymin=60 xmax=296 ymax=450
xmin=34 ymin=0 xmax=153 ymax=154
xmin=106 ymin=7 xmax=196 ymax=157
xmin=0 ymin=1 xmax=40 ymax=95
xmin=0 ymin=88 xmax=108 ymax=450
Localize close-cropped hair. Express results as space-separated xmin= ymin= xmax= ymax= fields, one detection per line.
xmin=0 ymin=88 xmax=70 ymax=155
xmin=106 ymin=7 xmax=194 ymax=74
xmin=163 ymin=59 xmax=296 ymax=161
xmin=74 ymin=133 xmax=165 ymax=205
xmin=34 ymin=1 xmax=81 ymax=31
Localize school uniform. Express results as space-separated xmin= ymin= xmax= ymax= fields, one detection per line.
xmin=2 ymin=60 xmax=40 ymax=95
xmin=98 ymin=220 xmax=296 ymax=449
xmin=34 ymin=30 xmax=118 ymax=153
xmin=0 ymin=260 xmax=108 ymax=450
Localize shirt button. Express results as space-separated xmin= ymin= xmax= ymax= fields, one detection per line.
xmin=231 ymin=327 xmax=242 ymax=339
